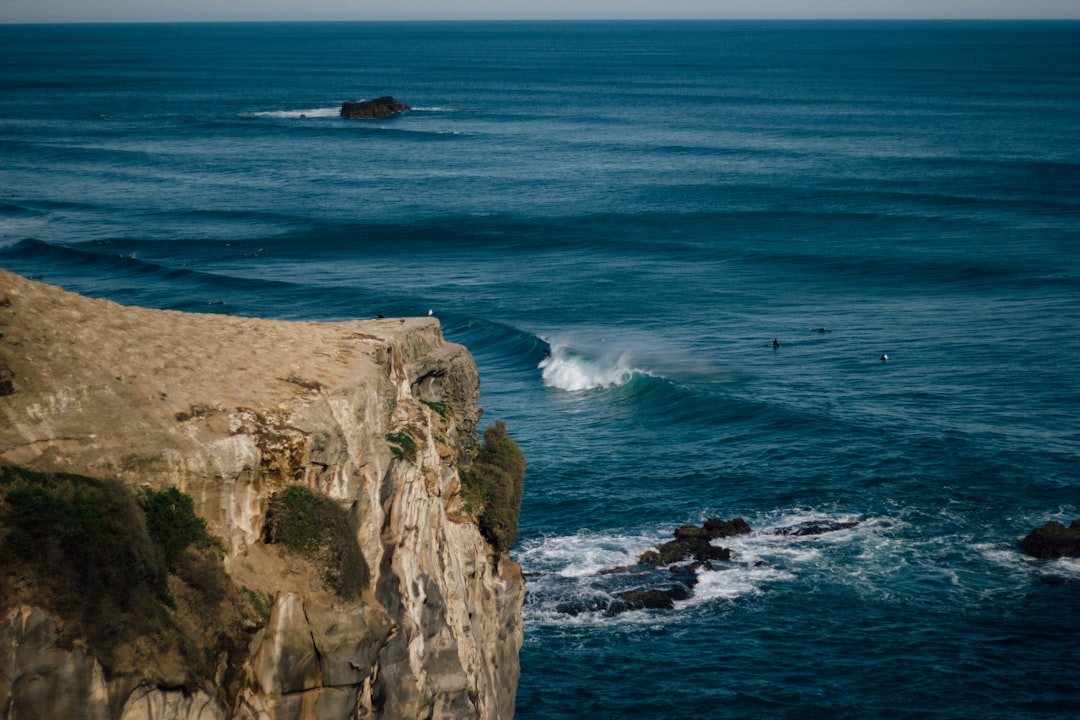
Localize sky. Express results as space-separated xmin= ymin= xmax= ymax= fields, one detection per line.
xmin=3 ymin=0 xmax=1080 ymax=24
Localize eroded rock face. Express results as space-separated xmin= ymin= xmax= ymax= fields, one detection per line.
xmin=0 ymin=269 xmax=523 ymax=720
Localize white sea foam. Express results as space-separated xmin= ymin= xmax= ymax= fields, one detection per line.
xmin=249 ymin=107 xmax=341 ymax=118
xmin=535 ymin=329 xmax=740 ymax=393
xmin=516 ymin=530 xmax=658 ymax=577
xmin=686 ymin=563 xmax=795 ymax=605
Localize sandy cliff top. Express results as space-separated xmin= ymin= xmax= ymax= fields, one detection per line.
xmin=0 ymin=268 xmax=454 ymax=474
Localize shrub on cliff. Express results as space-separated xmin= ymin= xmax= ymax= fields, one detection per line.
xmin=0 ymin=465 xmax=167 ymax=663
xmin=0 ymin=466 xmax=260 ymax=688
xmin=140 ymin=485 xmax=218 ymax=571
xmin=263 ymin=485 xmax=369 ymax=600
xmin=459 ymin=421 xmax=525 ymax=556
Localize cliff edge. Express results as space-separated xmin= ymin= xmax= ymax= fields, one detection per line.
xmin=0 ymin=269 xmax=524 ymax=720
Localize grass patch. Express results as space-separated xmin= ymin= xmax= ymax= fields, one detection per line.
xmin=242 ymin=586 xmax=273 ymax=624
xmin=420 ymin=399 xmax=451 ymax=421
xmin=386 ymin=429 xmax=418 ymax=462
xmin=459 ymin=421 xmax=525 ymax=556
xmin=263 ymin=485 xmax=369 ymax=600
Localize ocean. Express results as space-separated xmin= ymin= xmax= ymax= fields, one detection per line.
xmin=1 ymin=20 xmax=1079 ymax=718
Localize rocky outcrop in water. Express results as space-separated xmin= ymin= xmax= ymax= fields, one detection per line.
xmin=1022 ymin=520 xmax=1080 ymax=559
xmin=638 ymin=518 xmax=750 ymax=567
xmin=0 ymin=269 xmax=523 ymax=720
xmin=340 ymin=96 xmax=410 ymax=119
xmin=554 ymin=518 xmax=750 ymax=617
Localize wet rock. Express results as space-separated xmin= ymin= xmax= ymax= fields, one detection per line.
xmin=555 ymin=518 xmax=747 ymax=617
xmin=639 ymin=520 xmax=743 ymax=566
xmin=1022 ymin=520 xmax=1080 ymax=559
xmin=340 ymin=96 xmax=410 ymax=119
xmin=555 ymin=598 xmax=611 ymax=617
xmin=704 ymin=517 xmax=752 ymax=538
xmin=610 ymin=590 xmax=677 ymax=613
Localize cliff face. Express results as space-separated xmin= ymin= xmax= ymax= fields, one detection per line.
xmin=0 ymin=269 xmax=524 ymax=720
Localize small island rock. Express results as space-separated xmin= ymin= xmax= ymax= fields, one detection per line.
xmin=1022 ymin=520 xmax=1080 ymax=559
xmin=340 ymin=96 xmax=410 ymax=119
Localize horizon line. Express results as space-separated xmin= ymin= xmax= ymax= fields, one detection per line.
xmin=5 ymin=17 xmax=1080 ymax=26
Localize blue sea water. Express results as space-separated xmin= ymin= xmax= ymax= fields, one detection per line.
xmin=2 ymin=20 xmax=1079 ymax=718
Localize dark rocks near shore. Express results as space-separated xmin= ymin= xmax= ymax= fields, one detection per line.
xmin=550 ymin=515 xmax=868 ymax=617
xmin=1022 ymin=520 xmax=1080 ymax=559
xmin=638 ymin=521 xmax=746 ymax=567
xmin=556 ymin=565 xmax=700 ymax=617
xmin=339 ymin=96 xmax=410 ymax=119
xmin=555 ymin=518 xmax=750 ymax=617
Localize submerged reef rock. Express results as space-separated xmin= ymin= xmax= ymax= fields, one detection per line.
xmin=1022 ymin=520 xmax=1080 ymax=559
xmin=340 ymin=96 xmax=410 ymax=119
xmin=555 ymin=518 xmax=749 ymax=617
xmin=637 ymin=517 xmax=750 ymax=568
xmin=0 ymin=269 xmax=523 ymax=720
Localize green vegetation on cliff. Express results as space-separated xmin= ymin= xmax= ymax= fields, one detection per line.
xmin=263 ymin=485 xmax=369 ymax=600
xmin=460 ymin=421 xmax=526 ymax=556
xmin=0 ymin=465 xmax=260 ymax=692
xmin=386 ymin=429 xmax=419 ymax=462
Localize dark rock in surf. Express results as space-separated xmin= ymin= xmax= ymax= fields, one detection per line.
xmin=638 ymin=519 xmax=745 ymax=566
xmin=610 ymin=589 xmax=677 ymax=613
xmin=704 ymin=517 xmax=752 ymax=539
xmin=555 ymin=597 xmax=611 ymax=617
xmin=555 ymin=518 xmax=746 ymax=617
xmin=340 ymin=96 xmax=410 ymax=119
xmin=1022 ymin=520 xmax=1080 ymax=559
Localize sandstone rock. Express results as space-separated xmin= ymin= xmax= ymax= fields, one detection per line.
xmin=0 ymin=269 xmax=523 ymax=720
xmin=1022 ymin=520 xmax=1080 ymax=559
xmin=340 ymin=96 xmax=410 ymax=119
xmin=0 ymin=606 xmax=114 ymax=720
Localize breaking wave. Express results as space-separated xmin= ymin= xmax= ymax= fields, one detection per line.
xmin=538 ymin=344 xmax=642 ymax=392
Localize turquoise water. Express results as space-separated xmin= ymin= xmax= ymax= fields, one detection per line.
xmin=2 ymin=21 xmax=1079 ymax=718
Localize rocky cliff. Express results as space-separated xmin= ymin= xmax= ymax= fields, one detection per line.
xmin=0 ymin=269 xmax=524 ymax=720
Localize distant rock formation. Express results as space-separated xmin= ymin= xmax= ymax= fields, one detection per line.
xmin=1022 ymin=520 xmax=1080 ymax=559
xmin=0 ymin=269 xmax=522 ymax=720
xmin=340 ymin=96 xmax=410 ymax=119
